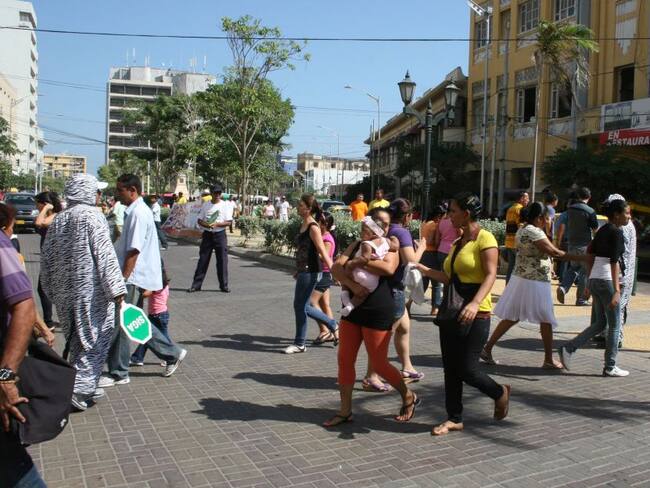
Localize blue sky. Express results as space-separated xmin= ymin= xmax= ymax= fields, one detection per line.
xmin=31 ymin=0 xmax=470 ymax=175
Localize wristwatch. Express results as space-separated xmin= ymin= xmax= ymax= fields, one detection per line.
xmin=0 ymin=368 xmax=18 ymax=383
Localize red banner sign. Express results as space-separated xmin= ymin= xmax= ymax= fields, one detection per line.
xmin=600 ymin=128 xmax=650 ymax=146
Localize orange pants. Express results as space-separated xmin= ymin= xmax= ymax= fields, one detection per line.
xmin=337 ymin=319 xmax=404 ymax=387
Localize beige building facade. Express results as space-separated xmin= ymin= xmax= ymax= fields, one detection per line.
xmin=43 ymin=153 xmax=87 ymax=178
xmin=370 ymin=67 xmax=468 ymax=197
xmin=467 ymin=0 xmax=650 ymax=209
xmin=0 ymin=73 xmax=17 ymax=139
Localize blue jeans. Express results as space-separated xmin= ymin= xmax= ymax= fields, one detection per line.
xmin=294 ymin=272 xmax=337 ymax=346
xmin=108 ymin=285 xmax=182 ymax=379
xmin=565 ymin=279 xmax=622 ymax=369
xmin=504 ymin=248 xmax=516 ymax=283
xmin=131 ymin=311 xmax=170 ymax=363
xmin=560 ymin=245 xmax=588 ymax=302
xmin=13 ymin=466 xmax=46 ymax=488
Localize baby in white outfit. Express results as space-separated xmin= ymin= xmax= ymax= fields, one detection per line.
xmin=341 ymin=216 xmax=398 ymax=316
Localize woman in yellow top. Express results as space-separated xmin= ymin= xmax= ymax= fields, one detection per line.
xmin=416 ymin=193 xmax=510 ymax=436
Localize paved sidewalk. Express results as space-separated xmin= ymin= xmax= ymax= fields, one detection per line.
xmin=20 ymin=234 xmax=650 ymax=488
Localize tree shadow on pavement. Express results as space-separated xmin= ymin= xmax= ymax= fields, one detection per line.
xmin=179 ymin=333 xmax=291 ymax=354
xmin=233 ymin=372 xmax=337 ymax=390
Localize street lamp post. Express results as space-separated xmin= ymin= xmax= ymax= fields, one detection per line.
xmin=398 ymin=71 xmax=434 ymax=219
xmin=317 ymin=125 xmax=341 ymax=199
xmin=468 ymin=0 xmax=493 ymax=210
xmin=344 ymin=85 xmax=380 ymax=197
xmin=398 ymin=73 xmax=462 ymax=219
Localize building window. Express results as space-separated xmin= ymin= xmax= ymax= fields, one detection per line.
xmin=554 ymin=0 xmax=576 ymax=21
xmin=519 ymin=0 xmax=539 ymax=33
xmin=313 ymin=162 xmax=318 ymax=168
xmin=615 ymin=65 xmax=635 ymax=102
xmin=516 ymin=86 xmax=537 ymax=122
xmin=550 ymin=82 xmax=572 ymax=118
xmin=475 ymin=20 xmax=489 ymax=49
xmin=19 ymin=11 xmax=34 ymax=27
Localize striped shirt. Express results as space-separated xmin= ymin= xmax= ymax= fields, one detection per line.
xmin=0 ymin=231 xmax=33 ymax=345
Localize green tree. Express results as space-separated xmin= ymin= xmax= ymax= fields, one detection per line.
xmin=124 ymin=94 xmax=198 ymax=193
xmin=531 ymin=20 xmax=599 ymax=196
xmin=542 ymin=146 xmax=650 ymax=205
xmin=394 ymin=141 xmax=480 ymax=208
xmin=97 ymin=152 xmax=147 ymax=188
xmin=0 ymin=161 xmax=13 ymax=190
xmin=197 ymin=15 xmax=308 ymax=206
xmin=0 ymin=116 xmax=19 ymax=161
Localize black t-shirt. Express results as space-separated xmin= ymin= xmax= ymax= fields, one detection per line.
xmin=345 ymin=278 xmax=396 ymax=330
xmin=590 ymin=223 xmax=625 ymax=274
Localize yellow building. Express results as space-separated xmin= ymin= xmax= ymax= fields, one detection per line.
xmin=43 ymin=153 xmax=87 ymax=178
xmin=371 ymin=67 xmax=468 ymax=199
xmin=467 ymin=0 xmax=650 ymax=211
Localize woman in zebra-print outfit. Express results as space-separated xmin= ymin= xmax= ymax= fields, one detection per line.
xmin=41 ymin=174 xmax=126 ymax=410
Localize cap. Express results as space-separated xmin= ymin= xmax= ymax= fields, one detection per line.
xmin=97 ymin=181 xmax=109 ymax=190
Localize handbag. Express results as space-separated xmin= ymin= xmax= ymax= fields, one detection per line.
xmin=12 ymin=340 xmax=76 ymax=445
xmin=434 ymin=240 xmax=481 ymax=337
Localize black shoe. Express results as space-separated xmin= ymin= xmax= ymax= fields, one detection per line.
xmin=187 ymin=287 xmax=201 ymax=293
xmin=220 ymin=287 xmax=231 ymax=293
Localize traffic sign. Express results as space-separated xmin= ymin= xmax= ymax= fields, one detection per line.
xmin=120 ymin=303 xmax=152 ymax=344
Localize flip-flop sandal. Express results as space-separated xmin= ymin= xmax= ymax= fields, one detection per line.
xmin=312 ymin=332 xmax=334 ymax=345
xmin=401 ymin=370 xmax=424 ymax=382
xmin=361 ymin=378 xmax=391 ymax=392
xmin=395 ymin=394 xmax=420 ymax=422
xmin=322 ymin=412 xmax=353 ymax=428
xmin=431 ymin=421 xmax=464 ymax=436
xmin=542 ymin=361 xmax=563 ymax=370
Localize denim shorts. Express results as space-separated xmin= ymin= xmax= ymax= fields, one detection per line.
xmin=314 ymin=272 xmax=334 ymax=292
xmin=392 ymin=288 xmax=406 ymax=321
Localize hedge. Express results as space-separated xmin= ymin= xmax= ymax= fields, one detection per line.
xmin=239 ymin=214 xmax=506 ymax=255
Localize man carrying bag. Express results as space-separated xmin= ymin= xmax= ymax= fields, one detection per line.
xmin=0 ymin=226 xmax=48 ymax=487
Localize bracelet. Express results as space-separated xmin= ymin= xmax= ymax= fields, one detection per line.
xmin=0 ymin=379 xmax=18 ymax=384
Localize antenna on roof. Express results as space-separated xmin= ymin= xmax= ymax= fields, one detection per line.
xmin=132 ymin=48 xmax=136 ymax=66
xmin=203 ymin=55 xmax=207 ymax=73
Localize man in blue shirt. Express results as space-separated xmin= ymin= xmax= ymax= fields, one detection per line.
xmin=99 ymin=174 xmax=187 ymax=387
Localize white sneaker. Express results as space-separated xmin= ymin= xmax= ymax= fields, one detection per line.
xmin=71 ymin=394 xmax=88 ymax=411
xmin=559 ymin=346 xmax=574 ymax=370
xmin=603 ymin=366 xmax=629 ymax=377
xmin=97 ymin=375 xmax=130 ymax=388
xmin=284 ymin=344 xmax=306 ymax=354
xmin=92 ymin=387 xmax=106 ymax=401
xmin=163 ymin=349 xmax=187 ymax=377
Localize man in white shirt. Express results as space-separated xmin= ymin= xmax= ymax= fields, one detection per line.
xmin=188 ymin=184 xmax=233 ymax=293
xmin=100 ymin=174 xmax=187 ymax=387
xmin=278 ymin=196 xmax=291 ymax=222
xmin=149 ymin=195 xmax=168 ymax=250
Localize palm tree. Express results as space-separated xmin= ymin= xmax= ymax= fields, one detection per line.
xmin=530 ymin=20 xmax=599 ymax=197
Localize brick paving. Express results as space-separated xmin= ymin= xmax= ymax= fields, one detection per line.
xmin=18 ymin=233 xmax=650 ymax=488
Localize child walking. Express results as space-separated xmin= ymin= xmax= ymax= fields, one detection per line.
xmin=130 ymin=264 xmax=172 ymax=366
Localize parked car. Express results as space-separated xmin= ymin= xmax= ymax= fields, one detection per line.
xmin=3 ymin=193 xmax=38 ymax=231
xmin=321 ymin=200 xmax=346 ymax=212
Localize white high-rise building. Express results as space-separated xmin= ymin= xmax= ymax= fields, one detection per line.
xmin=0 ymin=0 xmax=43 ymax=173
xmin=105 ymin=66 xmax=215 ymax=163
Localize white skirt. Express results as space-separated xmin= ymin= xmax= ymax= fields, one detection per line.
xmin=494 ymin=275 xmax=558 ymax=328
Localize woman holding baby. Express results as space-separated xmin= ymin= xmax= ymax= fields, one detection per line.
xmin=323 ymin=206 xmax=420 ymax=427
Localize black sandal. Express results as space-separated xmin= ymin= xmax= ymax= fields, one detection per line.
xmin=395 ymin=394 xmax=420 ymax=422
xmin=322 ymin=412 xmax=353 ymax=428
xmin=313 ymin=332 xmax=334 ymax=345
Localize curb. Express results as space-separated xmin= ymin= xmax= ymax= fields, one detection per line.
xmin=168 ymin=235 xmax=295 ymax=271
xmin=228 ymin=246 xmax=295 ymax=271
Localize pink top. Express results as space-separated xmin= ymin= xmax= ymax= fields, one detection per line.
xmin=148 ymin=285 xmax=169 ymax=315
xmin=437 ymin=218 xmax=458 ymax=254
xmin=321 ymin=232 xmax=336 ymax=272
